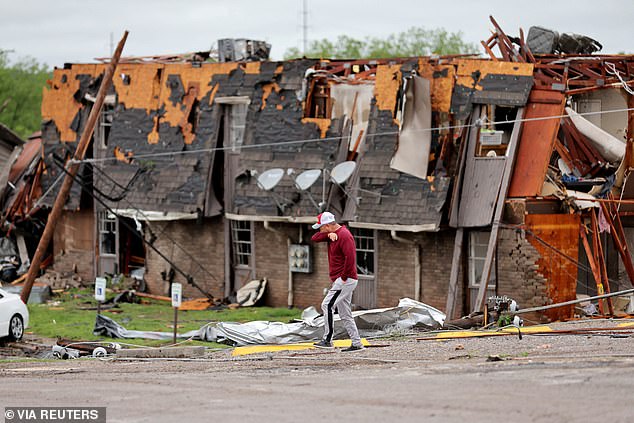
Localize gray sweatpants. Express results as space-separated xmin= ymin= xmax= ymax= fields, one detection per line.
xmin=321 ymin=277 xmax=362 ymax=347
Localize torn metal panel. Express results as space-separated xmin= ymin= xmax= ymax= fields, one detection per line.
xmin=508 ymin=89 xmax=566 ymax=197
xmin=525 ymin=213 xmax=580 ymax=321
xmin=94 ymin=298 xmax=445 ymax=345
xmin=390 ymin=75 xmax=432 ymax=179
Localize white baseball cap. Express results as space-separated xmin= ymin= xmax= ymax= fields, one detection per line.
xmin=312 ymin=212 xmax=336 ymax=229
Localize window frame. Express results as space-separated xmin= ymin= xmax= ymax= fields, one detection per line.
xmin=98 ymin=210 xmax=118 ymax=257
xmin=231 ymin=220 xmax=253 ymax=268
xmin=351 ymin=228 xmax=377 ymax=279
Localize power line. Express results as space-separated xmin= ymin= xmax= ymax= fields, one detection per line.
xmin=72 ymin=106 xmax=634 ymax=165
xmin=89 ymin=163 xmax=222 ymax=285
xmin=49 ymin=158 xmax=215 ymax=299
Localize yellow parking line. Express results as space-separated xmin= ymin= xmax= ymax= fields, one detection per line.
xmin=232 ymin=339 xmax=371 ymax=356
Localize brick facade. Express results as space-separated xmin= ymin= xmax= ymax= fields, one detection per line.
xmin=253 ymin=222 xmax=330 ymax=309
xmin=497 ymin=228 xmax=550 ymax=324
xmin=144 ymin=217 xmax=225 ymax=298
xmin=50 ymin=210 xmax=557 ymax=321
xmin=53 ymin=209 xmax=95 ymax=282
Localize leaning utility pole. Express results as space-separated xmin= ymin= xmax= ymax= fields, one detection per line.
xmin=20 ymin=31 xmax=129 ymax=303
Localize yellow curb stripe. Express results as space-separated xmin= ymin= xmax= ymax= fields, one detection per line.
xmin=232 ymin=338 xmax=371 ymax=356
xmin=427 ymin=325 xmax=553 ymax=340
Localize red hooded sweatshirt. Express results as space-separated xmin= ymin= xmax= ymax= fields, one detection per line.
xmin=311 ymin=225 xmax=358 ymax=282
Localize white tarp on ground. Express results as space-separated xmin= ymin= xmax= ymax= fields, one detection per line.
xmin=390 ymin=75 xmax=432 ymax=179
xmin=94 ymin=298 xmax=446 ymax=346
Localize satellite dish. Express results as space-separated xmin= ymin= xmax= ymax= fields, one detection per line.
xmin=295 ymin=169 xmax=322 ymax=190
xmin=257 ymin=168 xmax=284 ymax=191
xmin=330 ymin=161 xmax=356 ymax=184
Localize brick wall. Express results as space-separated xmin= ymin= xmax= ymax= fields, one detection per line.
xmin=53 ymin=209 xmax=95 ymax=281
xmin=497 ymin=227 xmax=550 ymax=324
xmin=137 ymin=218 xmax=556 ymax=323
xmin=145 ymin=217 xmax=225 ymax=299
xmin=253 ymin=222 xmax=330 ymax=309
xmin=255 ymin=226 xmax=461 ymax=312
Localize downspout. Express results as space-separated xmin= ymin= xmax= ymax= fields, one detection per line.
xmin=390 ymin=230 xmax=421 ymax=302
xmin=264 ymin=221 xmax=294 ymax=308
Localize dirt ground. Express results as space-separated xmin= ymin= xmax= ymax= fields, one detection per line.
xmin=2 ymin=319 xmax=634 ymax=422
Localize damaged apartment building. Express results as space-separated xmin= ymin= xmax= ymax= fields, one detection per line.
xmin=6 ymin=18 xmax=634 ymax=321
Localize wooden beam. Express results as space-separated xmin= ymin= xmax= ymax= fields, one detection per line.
xmin=579 ymin=222 xmax=605 ymax=314
xmin=626 ymin=94 xmax=634 ymax=169
xmin=20 ymin=31 xmax=129 ymax=303
xmin=600 ymin=199 xmax=634 ymax=286
xmin=591 ymin=209 xmax=614 ymax=315
xmin=445 ymin=228 xmax=464 ymax=319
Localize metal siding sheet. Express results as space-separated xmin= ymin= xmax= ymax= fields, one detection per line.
xmin=508 ymin=90 xmax=566 ymax=197
xmin=524 ymin=213 xmax=580 ymax=321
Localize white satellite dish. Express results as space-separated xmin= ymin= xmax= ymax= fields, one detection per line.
xmin=330 ymin=161 xmax=356 ymax=184
xmin=295 ymin=169 xmax=322 ymax=190
xmin=257 ymin=168 xmax=284 ymax=191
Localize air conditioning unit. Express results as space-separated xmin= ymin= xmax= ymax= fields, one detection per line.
xmin=289 ymin=244 xmax=312 ymax=273
xmin=480 ymin=129 xmax=504 ymax=145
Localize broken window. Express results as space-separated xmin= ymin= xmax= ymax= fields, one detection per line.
xmin=98 ymin=210 xmax=117 ymax=256
xmin=231 ymin=220 xmax=252 ymax=267
xmin=468 ymin=231 xmax=496 ymax=311
xmin=215 ymin=96 xmax=250 ymax=152
xmin=351 ymin=228 xmax=375 ymax=276
xmin=476 ymin=105 xmax=515 ymax=157
xmin=229 ymin=103 xmax=248 ymax=151
xmin=351 ymin=227 xmax=377 ymax=310
xmin=304 ymin=76 xmax=331 ymax=119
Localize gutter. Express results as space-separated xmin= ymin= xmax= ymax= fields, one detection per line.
xmin=390 ymin=230 xmax=421 ymax=302
xmin=263 ymin=221 xmax=294 ymax=308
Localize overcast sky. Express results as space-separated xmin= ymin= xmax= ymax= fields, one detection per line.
xmin=2 ymin=0 xmax=633 ymax=68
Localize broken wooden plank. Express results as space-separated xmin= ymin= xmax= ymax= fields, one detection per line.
xmin=445 ymin=228 xmax=464 ymax=319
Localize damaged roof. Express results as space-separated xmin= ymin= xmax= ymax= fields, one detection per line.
xmin=34 ymin=18 xmax=634 ymax=231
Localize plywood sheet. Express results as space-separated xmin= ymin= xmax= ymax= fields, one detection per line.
xmin=458 ymin=157 xmax=506 ymax=227
xmin=374 ymin=64 xmax=401 ymax=112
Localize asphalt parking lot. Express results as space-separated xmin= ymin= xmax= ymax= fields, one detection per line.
xmin=2 ymin=319 xmax=634 ymax=422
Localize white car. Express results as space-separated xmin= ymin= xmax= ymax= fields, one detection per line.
xmin=0 ymin=288 xmax=29 ymax=341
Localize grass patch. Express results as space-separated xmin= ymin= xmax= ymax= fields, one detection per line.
xmin=27 ymin=289 xmax=302 ymax=347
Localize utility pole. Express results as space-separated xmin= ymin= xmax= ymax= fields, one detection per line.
xmin=302 ymin=0 xmax=308 ymax=55
xmin=20 ymin=31 xmax=129 ymax=304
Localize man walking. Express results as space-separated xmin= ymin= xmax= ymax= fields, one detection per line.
xmin=311 ymin=211 xmax=364 ymax=352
